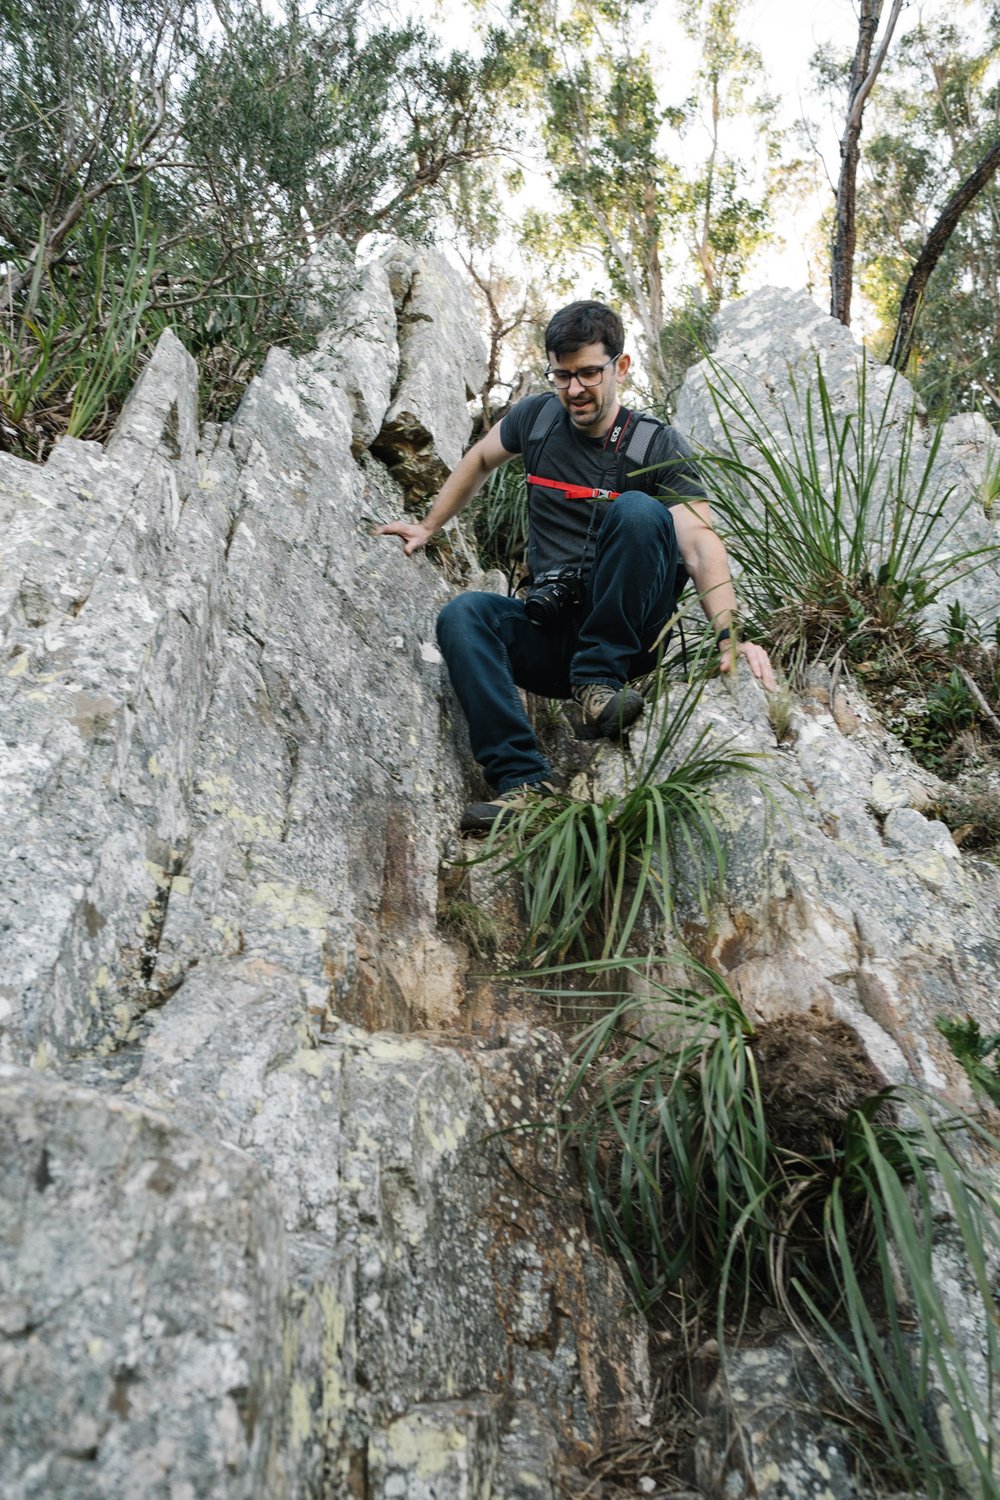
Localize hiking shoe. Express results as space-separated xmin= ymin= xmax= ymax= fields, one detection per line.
xmin=460 ymin=780 xmax=558 ymax=836
xmin=571 ymin=682 xmax=645 ymax=740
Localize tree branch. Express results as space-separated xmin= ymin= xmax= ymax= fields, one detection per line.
xmin=3 ymin=84 xmax=168 ymax=310
xmin=888 ymin=137 xmax=1000 ymax=370
xmin=830 ymin=0 xmax=904 ymax=326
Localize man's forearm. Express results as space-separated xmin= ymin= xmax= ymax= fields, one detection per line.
xmin=422 ymin=444 xmax=497 ymax=536
xmin=687 ymin=541 xmax=740 ymax=637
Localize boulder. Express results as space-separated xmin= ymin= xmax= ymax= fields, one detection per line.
xmin=0 ymin=1067 xmax=286 ymax=1499
xmin=677 ymin=286 xmax=1000 ymax=628
xmin=375 ymin=244 xmax=488 ymax=493
xmin=0 ymin=241 xmax=649 ymax=1498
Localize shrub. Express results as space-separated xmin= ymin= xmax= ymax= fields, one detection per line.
xmin=690 ymin=357 xmax=999 ymax=669
xmin=557 ymin=959 xmax=1000 ymax=1497
xmin=467 ymin=664 xmax=767 ymax=966
xmin=466 ymin=459 xmax=529 ymax=578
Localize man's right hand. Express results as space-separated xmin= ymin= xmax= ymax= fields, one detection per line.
xmin=374 ymin=520 xmax=434 ymax=557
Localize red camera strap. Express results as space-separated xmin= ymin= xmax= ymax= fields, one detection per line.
xmin=525 ymin=474 xmax=620 ymax=502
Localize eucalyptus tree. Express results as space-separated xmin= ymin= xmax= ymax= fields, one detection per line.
xmin=856 ymin=8 xmax=1000 ymax=420
xmin=507 ymin=0 xmax=778 ymax=406
xmin=510 ymin=0 xmax=675 ymax=397
xmin=828 ymin=0 xmax=905 ymax=328
xmin=674 ymin=0 xmax=778 ymax=307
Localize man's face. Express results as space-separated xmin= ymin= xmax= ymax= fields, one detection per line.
xmin=546 ymin=341 xmax=630 ymax=437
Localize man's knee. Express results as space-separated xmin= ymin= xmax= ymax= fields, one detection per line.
xmin=436 ymin=590 xmax=516 ymax=655
xmin=438 ymin=590 xmax=487 ymax=637
xmin=605 ymin=491 xmax=678 ymax=549
xmin=614 ymin=489 xmax=674 ymax=527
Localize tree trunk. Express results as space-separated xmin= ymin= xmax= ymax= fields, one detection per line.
xmin=888 ymin=137 xmax=1000 ymax=371
xmin=830 ymin=0 xmax=904 ymax=326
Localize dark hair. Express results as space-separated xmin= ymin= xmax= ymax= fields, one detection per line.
xmin=544 ymin=300 xmax=624 ymax=361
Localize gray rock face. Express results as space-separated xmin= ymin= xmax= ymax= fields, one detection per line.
xmin=312 ymin=252 xmax=400 ymax=453
xmin=694 ymin=1335 xmax=862 ymax=1499
xmin=0 ymin=1067 xmax=287 ymax=1500
xmin=0 ymin=242 xmax=648 ymax=1498
xmin=585 ymin=663 xmax=1000 ymax=1095
xmin=375 ymin=244 xmax=488 ymax=492
xmin=677 ymin=286 xmax=1000 ymax=627
xmin=2 ymin=265 xmax=998 ymax=1497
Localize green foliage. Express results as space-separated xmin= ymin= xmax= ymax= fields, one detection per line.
xmin=0 ymin=0 xmax=517 ymax=453
xmin=937 ymin=1015 xmax=1000 ymax=1108
xmin=695 ymin=356 xmax=1000 ymax=667
xmin=467 ymin=459 xmax=530 ymax=576
xmin=559 ymin=959 xmax=1000 ymax=1495
xmin=508 ymin=0 xmax=776 ymax=403
xmin=657 ymin=294 xmax=716 ymax=417
xmin=0 ymin=190 xmax=170 ymax=452
xmin=852 ymin=10 xmax=1000 ymax=424
xmin=890 ymin=669 xmax=977 ymax=771
xmin=468 ymin=663 xmax=766 ymax=965
xmin=442 ymin=898 xmax=502 ymax=960
xmin=870 ymin=601 xmax=1000 ymax=777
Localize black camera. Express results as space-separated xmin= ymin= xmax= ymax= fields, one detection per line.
xmin=523 ymin=567 xmax=585 ymax=628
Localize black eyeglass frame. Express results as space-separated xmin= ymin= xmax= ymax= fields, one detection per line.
xmin=544 ymin=353 xmax=620 ymax=389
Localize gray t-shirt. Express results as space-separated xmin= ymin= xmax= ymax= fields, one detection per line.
xmin=499 ymin=393 xmax=706 ymax=579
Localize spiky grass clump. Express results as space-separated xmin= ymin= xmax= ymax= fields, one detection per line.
xmin=557 ymin=960 xmax=1000 ymax=1496
xmin=692 ymin=357 xmax=999 ymax=670
xmin=1 ymin=193 xmax=167 ymax=456
xmin=468 ymin=668 xmax=766 ymax=966
xmin=466 ymin=458 xmax=529 ymax=578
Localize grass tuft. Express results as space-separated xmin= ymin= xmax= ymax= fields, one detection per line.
xmin=464 ymin=664 xmax=767 ymax=966
xmin=692 ymin=356 xmax=999 ymax=671
xmin=555 ymin=958 xmax=1000 ymax=1497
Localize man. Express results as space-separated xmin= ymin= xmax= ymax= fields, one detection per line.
xmin=377 ymin=300 xmax=774 ymax=832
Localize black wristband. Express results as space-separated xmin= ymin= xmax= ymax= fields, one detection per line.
xmin=715 ymin=627 xmax=732 ymax=647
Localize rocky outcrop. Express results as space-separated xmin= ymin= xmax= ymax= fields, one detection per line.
xmin=1 ymin=271 xmax=998 ymax=1498
xmin=0 ymin=244 xmax=648 ymax=1498
xmin=677 ymin=285 xmax=1000 ymax=625
xmin=668 ymin=288 xmax=1000 ymax=1087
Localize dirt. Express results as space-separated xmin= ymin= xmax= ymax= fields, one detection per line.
xmin=750 ymin=1005 xmax=891 ymax=1157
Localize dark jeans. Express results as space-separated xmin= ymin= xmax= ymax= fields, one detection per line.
xmin=436 ymin=492 xmax=682 ymax=792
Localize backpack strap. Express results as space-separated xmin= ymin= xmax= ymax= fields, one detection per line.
xmin=523 ymin=394 xmax=564 ymax=480
xmin=618 ymin=414 xmax=692 ymax=612
xmin=618 ymin=415 xmax=660 ymax=491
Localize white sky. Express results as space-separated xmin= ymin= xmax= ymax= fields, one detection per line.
xmin=410 ymin=0 xmax=967 ymax=324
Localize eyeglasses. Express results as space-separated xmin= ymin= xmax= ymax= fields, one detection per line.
xmin=545 ymin=354 xmax=619 ymax=389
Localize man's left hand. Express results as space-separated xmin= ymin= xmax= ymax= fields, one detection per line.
xmin=719 ymin=639 xmax=777 ymax=692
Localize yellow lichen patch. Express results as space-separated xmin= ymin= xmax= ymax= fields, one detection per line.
xmin=197 ymin=773 xmax=283 ymax=840
xmin=706 ymin=784 xmax=760 ymax=836
xmin=253 ymin=882 xmax=329 ymax=931
xmin=909 ymin=851 xmax=957 ymax=888
xmin=386 ymin=1418 xmax=466 ymax=1474
xmin=319 ymin=1284 xmax=348 ymax=1421
xmin=286 ymin=1048 xmax=325 ymax=1079
xmin=289 ymin=1382 xmax=312 ymax=1451
xmin=89 ymin=964 xmax=112 ymax=1003
xmin=7 ymin=653 xmax=29 ymax=678
xmin=417 ymin=1095 xmax=466 ymax=1156
xmin=366 ymin=1035 xmax=427 ymax=1065
xmin=147 ymin=754 xmax=163 ymax=776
